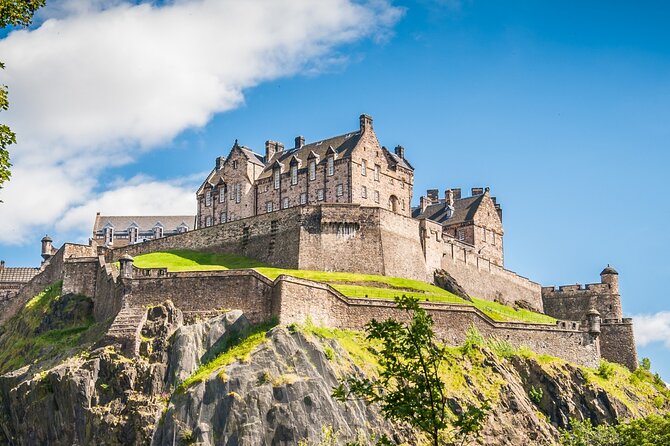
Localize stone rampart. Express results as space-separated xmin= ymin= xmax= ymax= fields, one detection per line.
xmin=542 ymin=282 xmax=622 ymax=321
xmin=439 ymin=237 xmax=543 ymax=311
xmin=600 ymin=319 xmax=638 ymax=371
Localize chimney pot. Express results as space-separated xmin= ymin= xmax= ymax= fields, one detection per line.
xmin=471 ymin=187 xmax=484 ymax=196
xmin=453 ymin=188 xmax=462 ymax=200
xmin=295 ymin=136 xmax=305 ymax=149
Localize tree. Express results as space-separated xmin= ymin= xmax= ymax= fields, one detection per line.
xmin=333 ymin=295 xmax=489 ymax=446
xmin=0 ymin=0 xmax=46 ymax=192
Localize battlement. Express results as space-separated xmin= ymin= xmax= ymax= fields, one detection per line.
xmin=542 ymin=282 xmax=611 ymax=294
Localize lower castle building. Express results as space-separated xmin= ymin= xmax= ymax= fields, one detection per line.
xmin=2 ymin=114 xmax=638 ymax=372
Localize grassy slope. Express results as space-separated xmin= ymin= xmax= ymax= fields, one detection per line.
xmin=131 ymin=251 xmax=556 ymax=324
xmin=0 ymin=282 xmax=100 ymax=374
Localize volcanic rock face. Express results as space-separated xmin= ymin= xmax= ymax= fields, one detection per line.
xmin=0 ymin=302 xmax=667 ymax=446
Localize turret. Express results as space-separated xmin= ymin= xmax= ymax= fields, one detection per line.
xmin=587 ymin=308 xmax=601 ymax=336
xmin=119 ymin=254 xmax=134 ymax=280
xmin=600 ymin=265 xmax=619 ymax=295
xmin=41 ymin=235 xmax=53 ymax=262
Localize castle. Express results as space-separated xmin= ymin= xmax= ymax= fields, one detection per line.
xmin=0 ymin=114 xmax=638 ymax=371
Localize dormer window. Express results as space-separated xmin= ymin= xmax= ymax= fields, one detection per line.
xmin=457 ymin=229 xmax=465 ymax=241
xmin=274 ymin=169 xmax=280 ymax=190
xmin=129 ymin=226 xmax=138 ymax=244
xmin=220 ymin=185 xmax=226 ymax=202
xmin=153 ymin=225 xmax=164 ymax=239
xmin=291 ymin=165 xmax=298 ymax=185
xmin=205 ymin=191 xmax=212 ymax=206
xmin=309 ymin=160 xmax=316 ymax=181
xmin=327 ymin=156 xmax=334 ymax=176
xmin=104 ymin=227 xmax=114 ymax=246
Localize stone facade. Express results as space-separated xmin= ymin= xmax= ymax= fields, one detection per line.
xmin=92 ymin=214 xmax=196 ymax=248
xmin=195 ymin=114 xmax=414 ymax=228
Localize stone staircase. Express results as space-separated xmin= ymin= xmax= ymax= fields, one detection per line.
xmin=100 ymin=305 xmax=147 ymax=357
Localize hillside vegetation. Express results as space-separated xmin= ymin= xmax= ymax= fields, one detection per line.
xmin=130 ymin=250 xmax=556 ymax=324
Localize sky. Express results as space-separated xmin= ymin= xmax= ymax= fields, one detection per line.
xmin=0 ymin=0 xmax=669 ymax=379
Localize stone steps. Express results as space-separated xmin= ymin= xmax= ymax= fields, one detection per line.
xmin=99 ymin=305 xmax=147 ymax=356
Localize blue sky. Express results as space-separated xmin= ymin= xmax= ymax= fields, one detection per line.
xmin=1 ymin=0 xmax=669 ymax=378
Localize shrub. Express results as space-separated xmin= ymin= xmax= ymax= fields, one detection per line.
xmin=597 ymin=360 xmax=616 ymax=380
xmin=641 ymin=357 xmax=652 ymax=370
xmin=324 ymin=346 xmax=335 ymax=361
xmin=529 ymin=386 xmax=543 ymax=405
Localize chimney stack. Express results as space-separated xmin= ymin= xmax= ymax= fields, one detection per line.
xmin=295 ymin=136 xmax=305 ymax=149
xmin=359 ymin=114 xmax=373 ymax=132
xmin=445 ymin=189 xmax=455 ymax=207
xmin=420 ymin=196 xmax=428 ymax=213
xmin=394 ymin=145 xmax=405 ymax=159
xmin=471 ymin=187 xmax=484 ymax=196
xmin=427 ymin=189 xmax=439 ymax=203
xmin=265 ymin=140 xmax=285 ymax=162
xmin=452 ymin=188 xmax=462 ymax=200
xmin=0 ymin=260 xmax=4 ymax=270
xmin=215 ymin=156 xmax=225 ymax=170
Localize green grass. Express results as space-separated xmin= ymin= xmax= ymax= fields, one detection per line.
xmin=178 ymin=320 xmax=277 ymax=391
xmin=131 ymin=250 xmax=557 ymax=324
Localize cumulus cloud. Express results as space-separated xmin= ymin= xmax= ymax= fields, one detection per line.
xmin=0 ymin=0 xmax=403 ymax=244
xmin=634 ymin=311 xmax=670 ymax=349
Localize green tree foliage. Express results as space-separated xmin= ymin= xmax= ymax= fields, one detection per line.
xmin=0 ymin=0 xmax=46 ymax=192
xmin=641 ymin=357 xmax=652 ymax=371
xmin=333 ymin=295 xmax=489 ymax=446
xmin=560 ymin=414 xmax=670 ymax=446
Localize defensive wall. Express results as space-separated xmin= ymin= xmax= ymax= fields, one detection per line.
xmin=108 ymin=204 xmax=544 ymax=312
xmin=542 ymin=272 xmax=637 ymax=371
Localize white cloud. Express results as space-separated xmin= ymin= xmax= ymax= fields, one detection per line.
xmin=634 ymin=311 xmax=670 ymax=349
xmin=0 ymin=0 xmax=403 ymax=245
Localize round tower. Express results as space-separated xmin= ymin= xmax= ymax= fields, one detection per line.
xmin=599 ymin=265 xmax=622 ymax=320
xmin=600 ymin=265 xmax=619 ymax=294
xmin=41 ymin=235 xmax=53 ymax=262
xmin=119 ymin=254 xmax=134 ymax=280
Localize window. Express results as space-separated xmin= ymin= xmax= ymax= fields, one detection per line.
xmin=205 ymin=216 xmax=212 ymax=227
xmin=374 ymin=164 xmax=380 ymax=181
xmin=153 ymin=226 xmax=163 ymax=239
xmin=401 ymin=180 xmax=405 ymax=190
xmin=482 ymin=227 xmax=487 ymax=242
xmin=219 ymin=186 xmax=226 ymax=202
xmin=374 ymin=190 xmax=380 ymax=203
xmin=266 ymin=201 xmax=273 ymax=213
xmin=235 ymin=184 xmax=241 ymax=203
xmin=361 ymin=159 xmax=367 ymax=176
xmin=104 ymin=227 xmax=114 ymax=246
xmin=220 ymin=212 xmax=227 ymax=224
xmin=291 ymin=165 xmax=298 ymax=185
xmin=300 ymin=193 xmax=307 ymax=205
xmin=327 ymin=156 xmax=334 ymax=176
xmin=129 ymin=227 xmax=138 ymax=244
xmin=492 ymin=232 xmax=496 ymax=246
xmin=282 ymin=197 xmax=289 ymax=209
xmin=402 ymin=199 xmax=406 ymax=211
xmin=361 ymin=186 xmax=367 ymax=199
xmin=457 ymin=229 xmax=465 ymax=241
xmin=178 ymin=225 xmax=188 ymax=233
xmin=205 ymin=191 xmax=212 ymax=206
xmin=232 ymin=160 xmax=238 ymax=169
xmin=317 ymin=189 xmax=324 ymax=201
xmin=309 ymin=160 xmax=316 ymax=181
xmin=274 ymin=169 xmax=280 ymax=190
xmin=336 ymin=184 xmax=343 ymax=197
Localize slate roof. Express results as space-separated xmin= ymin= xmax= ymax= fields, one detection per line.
xmin=239 ymin=147 xmax=265 ymax=166
xmin=386 ymin=150 xmax=414 ymax=171
xmin=412 ymin=194 xmax=485 ymax=226
xmin=93 ymin=215 xmax=196 ymax=233
xmin=0 ymin=267 xmax=39 ymax=283
xmin=257 ymin=131 xmax=362 ymax=179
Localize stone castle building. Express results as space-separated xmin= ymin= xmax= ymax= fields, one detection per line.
xmin=196 ymin=115 xmax=414 ymax=228
xmin=0 ymin=113 xmax=638 ymax=372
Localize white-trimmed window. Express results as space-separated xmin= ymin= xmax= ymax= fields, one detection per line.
xmin=361 ymin=159 xmax=367 ymax=176
xmin=104 ymin=227 xmax=114 ymax=245
xmin=205 ymin=216 xmax=212 ymax=227
xmin=274 ymin=169 xmax=280 ymax=190
xmin=282 ymin=197 xmax=289 ymax=209
xmin=266 ymin=201 xmax=273 ymax=213
xmin=374 ymin=190 xmax=380 ymax=203
xmin=235 ymin=184 xmax=241 ymax=203
xmin=336 ymin=184 xmax=343 ymax=197
xmin=327 ymin=156 xmax=334 ymax=176
xmin=361 ymin=186 xmax=367 ymax=199
xmin=317 ymin=189 xmax=324 ymax=201
xmin=309 ymin=160 xmax=316 ymax=181
xmin=291 ymin=165 xmax=298 ymax=185
xmin=374 ymin=164 xmax=380 ymax=181
xmin=221 ymin=212 xmax=227 ymax=224
xmin=457 ymin=229 xmax=465 ymax=241
xmin=300 ymin=193 xmax=307 ymax=205
xmin=153 ymin=226 xmax=163 ymax=239
xmin=205 ymin=191 xmax=212 ymax=206
xmin=129 ymin=227 xmax=138 ymax=244
xmin=482 ymin=227 xmax=487 ymax=242
xmin=219 ymin=187 xmax=226 ymax=202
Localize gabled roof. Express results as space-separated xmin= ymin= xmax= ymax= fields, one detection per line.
xmin=386 ymin=150 xmax=414 ymax=171
xmin=93 ymin=216 xmax=196 ymax=233
xmin=239 ymin=147 xmax=265 ymax=166
xmin=412 ymin=194 xmax=485 ymax=226
xmin=257 ymin=131 xmax=362 ymax=179
xmin=0 ymin=266 xmax=39 ymax=283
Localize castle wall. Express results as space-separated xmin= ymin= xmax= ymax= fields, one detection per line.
xmin=378 ymin=209 xmax=428 ymax=281
xmin=542 ymin=283 xmax=623 ymax=321
xmin=92 ymin=256 xmax=125 ymax=323
xmin=440 ymin=238 xmax=543 ymax=311
xmin=600 ymin=320 xmax=638 ymax=371
xmin=62 ymin=258 xmax=98 ymax=297
xmin=275 ymin=276 xmax=599 ymax=368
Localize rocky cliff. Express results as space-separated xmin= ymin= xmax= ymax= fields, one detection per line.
xmin=0 ymin=286 xmax=667 ymax=445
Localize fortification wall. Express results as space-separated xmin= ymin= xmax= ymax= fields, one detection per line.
xmin=275 ymin=276 xmax=599 ymax=368
xmin=378 ymin=209 xmax=428 ymax=281
xmin=62 ymin=258 xmax=98 ymax=297
xmin=92 ymin=256 xmax=124 ymax=323
xmin=440 ymin=238 xmax=543 ymax=311
xmin=542 ymin=283 xmax=622 ymax=321
xmin=126 ymin=269 xmax=274 ymax=324
xmin=600 ymin=320 xmax=638 ymax=371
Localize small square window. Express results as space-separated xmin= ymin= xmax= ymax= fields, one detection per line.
xmin=221 ymin=212 xmax=227 ymax=224
xmin=317 ymin=189 xmax=324 ymax=201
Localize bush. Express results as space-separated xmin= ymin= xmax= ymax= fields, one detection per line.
xmin=597 ymin=360 xmax=616 ymax=380
xmin=641 ymin=357 xmax=652 ymax=370
xmin=560 ymin=419 xmax=619 ymax=446
xmin=529 ymin=386 xmax=543 ymax=405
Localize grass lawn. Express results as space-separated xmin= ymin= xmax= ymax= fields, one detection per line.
xmin=131 ymin=250 xmax=556 ymax=324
